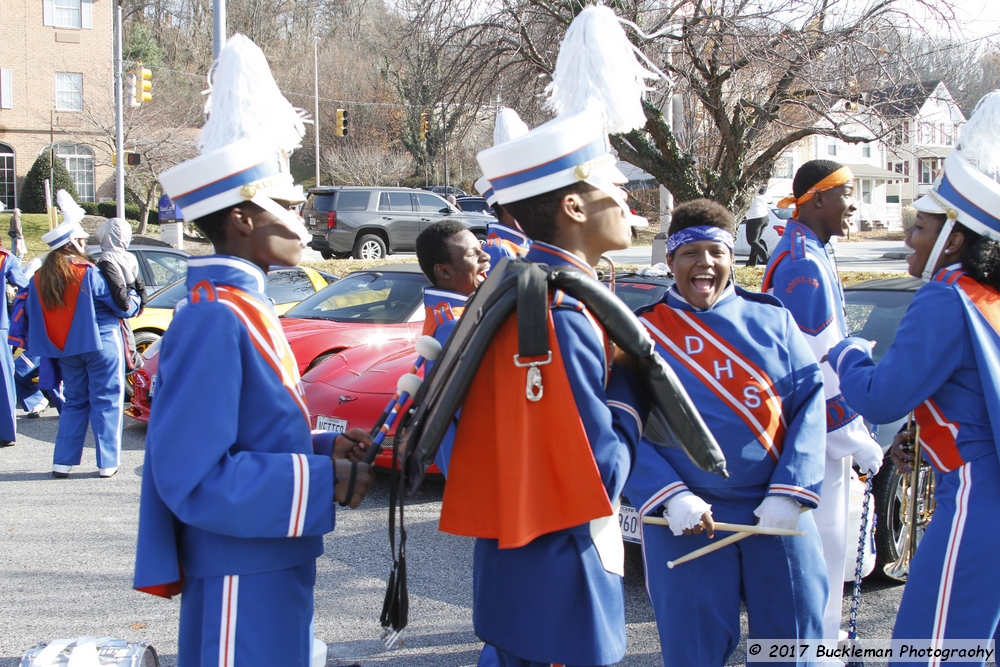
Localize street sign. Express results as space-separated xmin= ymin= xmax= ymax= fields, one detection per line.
xmin=158 ymin=194 xmax=181 ymax=222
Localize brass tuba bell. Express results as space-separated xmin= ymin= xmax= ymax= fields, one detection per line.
xmin=883 ymin=415 xmax=936 ymax=581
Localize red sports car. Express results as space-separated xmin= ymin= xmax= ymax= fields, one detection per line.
xmin=302 ymin=270 xmax=677 ymax=472
xmin=127 ymin=264 xmax=430 ymax=423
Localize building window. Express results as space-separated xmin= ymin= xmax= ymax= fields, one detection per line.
xmin=827 ymin=140 xmax=837 ymax=156
xmin=863 ymin=143 xmax=871 ymax=158
xmin=774 ymin=156 xmax=794 ymax=179
xmin=0 ymin=143 xmax=15 ymax=210
xmin=53 ymin=143 xmax=95 ymax=202
xmin=919 ymin=158 xmax=938 ymax=185
xmin=890 ymin=121 xmax=910 ymax=146
xmin=943 ymin=123 xmax=953 ymax=146
xmin=55 ymin=72 xmax=83 ymax=111
xmin=861 ymin=179 xmax=872 ymax=204
xmin=887 ymin=195 xmax=900 ymax=203
xmin=0 ymin=69 xmax=12 ymax=109
xmin=43 ymin=0 xmax=92 ymax=29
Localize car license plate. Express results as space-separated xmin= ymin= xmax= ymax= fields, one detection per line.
xmin=316 ymin=415 xmax=348 ymax=433
xmin=619 ymin=504 xmax=641 ymax=544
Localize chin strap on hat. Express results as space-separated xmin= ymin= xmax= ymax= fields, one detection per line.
xmin=921 ymin=214 xmax=957 ymax=282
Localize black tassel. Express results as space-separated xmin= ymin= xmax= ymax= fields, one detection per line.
xmin=378 ymin=432 xmax=409 ymax=648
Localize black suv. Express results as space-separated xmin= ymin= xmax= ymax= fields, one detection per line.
xmin=303 ymin=187 xmax=492 ymax=259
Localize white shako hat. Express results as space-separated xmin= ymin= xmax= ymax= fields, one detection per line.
xmin=475 ymin=107 xmax=530 ymax=206
xmin=42 ymin=190 xmax=89 ymax=249
xmin=912 ymin=90 xmax=1000 ymax=280
xmin=476 ymin=4 xmax=658 ymax=219
xmin=158 ymin=35 xmax=309 ymax=235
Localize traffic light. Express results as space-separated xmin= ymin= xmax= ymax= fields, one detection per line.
xmin=335 ymin=108 xmax=348 ymax=137
xmin=419 ymin=111 xmax=429 ymax=141
xmin=134 ymin=63 xmax=152 ymax=106
xmin=126 ymin=152 xmax=141 ymax=167
xmin=124 ymin=71 xmax=139 ymax=109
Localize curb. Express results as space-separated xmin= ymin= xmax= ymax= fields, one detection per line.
xmin=881 ymin=251 xmax=912 ymax=260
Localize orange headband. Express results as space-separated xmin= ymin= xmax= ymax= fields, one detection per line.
xmin=776 ymin=166 xmax=854 ymax=219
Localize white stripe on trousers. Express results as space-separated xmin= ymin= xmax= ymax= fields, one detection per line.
xmin=930 ymin=464 xmax=971 ymax=667
xmin=219 ymin=575 xmax=239 ymax=667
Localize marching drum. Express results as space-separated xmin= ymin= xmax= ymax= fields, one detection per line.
xmin=20 ymin=638 xmax=158 ymax=667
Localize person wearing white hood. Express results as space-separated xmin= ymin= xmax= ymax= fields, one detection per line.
xmin=95 ymin=217 xmax=147 ymax=371
xmin=0 ymin=213 xmax=29 ymax=447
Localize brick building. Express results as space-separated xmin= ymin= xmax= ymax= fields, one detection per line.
xmin=0 ymin=0 xmax=114 ymax=209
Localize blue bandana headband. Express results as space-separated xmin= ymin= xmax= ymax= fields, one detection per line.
xmin=667 ymin=225 xmax=735 ymax=255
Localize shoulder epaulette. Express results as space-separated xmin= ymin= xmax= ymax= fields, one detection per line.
xmin=735 ymin=286 xmax=783 ymax=307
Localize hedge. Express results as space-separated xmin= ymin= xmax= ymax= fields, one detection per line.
xmin=92 ymin=201 xmax=158 ymax=225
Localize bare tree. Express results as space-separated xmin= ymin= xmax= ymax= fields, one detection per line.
xmin=323 ymin=144 xmax=414 ymax=186
xmin=435 ymin=0 xmax=963 ymax=215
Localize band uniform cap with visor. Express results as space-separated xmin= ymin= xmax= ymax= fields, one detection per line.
xmin=911 ymin=90 xmax=1000 ymax=279
xmin=476 ymin=4 xmax=661 ymax=226
xmin=157 ymin=34 xmax=310 ymax=241
xmin=476 ymin=107 xmax=531 ymax=207
xmin=42 ymin=190 xmax=89 ymax=249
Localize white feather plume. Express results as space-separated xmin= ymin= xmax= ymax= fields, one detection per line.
xmin=200 ymin=34 xmax=306 ymax=155
xmin=544 ymin=4 xmax=657 ymax=134
xmin=957 ymin=90 xmax=1000 ymax=177
xmin=56 ymin=189 xmax=85 ymax=225
xmin=494 ymin=107 xmax=530 ymax=145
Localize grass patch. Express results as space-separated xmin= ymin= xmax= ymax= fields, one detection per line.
xmin=1 ymin=212 xmax=61 ymax=260
xmin=615 ymin=264 xmax=901 ymax=293
xmin=300 ymin=256 xmax=419 ymax=276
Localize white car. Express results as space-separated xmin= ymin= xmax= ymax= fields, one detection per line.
xmin=734 ymin=207 xmax=791 ymax=256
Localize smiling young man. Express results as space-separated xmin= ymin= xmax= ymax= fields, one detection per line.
xmin=627 ymin=198 xmax=828 ymax=667
xmin=133 ymin=35 xmax=374 ymax=667
xmin=762 ymin=159 xmax=884 ymax=645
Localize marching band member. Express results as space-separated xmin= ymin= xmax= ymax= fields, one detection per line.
xmin=133 ymin=35 xmax=374 ymax=666
xmin=762 ymin=160 xmax=884 ymax=642
xmin=0 ymin=227 xmax=28 ymax=447
xmin=437 ymin=7 xmax=659 ymax=665
xmin=476 ymin=107 xmax=532 ymax=265
xmin=26 ymin=191 xmax=138 ymax=475
xmin=626 ymin=199 xmax=828 ymax=667
xmin=827 ymin=92 xmax=1000 ymax=665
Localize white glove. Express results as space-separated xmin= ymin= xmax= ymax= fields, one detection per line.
xmin=754 ymin=495 xmax=802 ymax=530
xmin=853 ymin=438 xmax=884 ymax=475
xmin=664 ymin=491 xmax=712 ymax=537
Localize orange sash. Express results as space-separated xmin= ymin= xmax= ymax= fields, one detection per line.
xmin=641 ymin=305 xmax=785 ymax=462
xmin=439 ymin=311 xmax=613 ymax=548
xmin=421 ymin=303 xmax=465 ymax=337
xmin=41 ymin=260 xmax=89 ymax=351
xmin=191 ymin=281 xmax=309 ymax=421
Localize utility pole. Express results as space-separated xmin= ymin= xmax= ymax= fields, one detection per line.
xmin=213 ymin=0 xmax=226 ymax=62
xmin=114 ymin=2 xmax=125 ymax=219
xmin=314 ymin=37 xmax=320 ymax=187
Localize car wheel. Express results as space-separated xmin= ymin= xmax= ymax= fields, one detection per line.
xmin=872 ymin=453 xmax=934 ymax=582
xmin=125 ymin=331 xmax=162 ymax=401
xmin=353 ymin=234 xmax=386 ymax=260
xmin=320 ymin=251 xmax=333 ymax=260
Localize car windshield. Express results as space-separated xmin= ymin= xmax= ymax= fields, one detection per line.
xmin=145 ymin=279 xmax=188 ymax=309
xmin=614 ymin=282 xmax=670 ymax=311
xmin=771 ymin=208 xmax=794 ymax=220
xmin=284 ymin=271 xmax=428 ymax=324
xmin=844 ymin=288 xmax=914 ymax=364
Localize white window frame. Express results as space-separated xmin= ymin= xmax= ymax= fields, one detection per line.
xmin=0 ymin=69 xmax=12 ymax=109
xmin=55 ymin=72 xmax=83 ymax=111
xmin=53 ymin=143 xmax=95 ymax=202
xmin=43 ymin=0 xmax=91 ymax=28
xmin=862 ymin=143 xmax=871 ymax=158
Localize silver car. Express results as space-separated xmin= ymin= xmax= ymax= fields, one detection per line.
xmin=304 ymin=186 xmax=492 ymax=259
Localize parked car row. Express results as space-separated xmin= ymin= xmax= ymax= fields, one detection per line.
xmin=302 ymin=187 xmax=494 ymax=260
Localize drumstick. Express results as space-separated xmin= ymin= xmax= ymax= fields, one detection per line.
xmin=641 ymin=515 xmax=806 ymax=537
xmin=667 ymin=532 xmax=751 ymax=569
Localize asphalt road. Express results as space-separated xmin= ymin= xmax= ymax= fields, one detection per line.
xmin=1 ymin=411 xmax=908 ymax=666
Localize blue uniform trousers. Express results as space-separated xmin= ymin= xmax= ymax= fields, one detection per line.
xmin=641 ymin=488 xmax=827 ymax=667
xmin=179 ymin=561 xmax=315 ymax=667
xmin=890 ymin=455 xmax=1000 ymax=666
xmin=0 ymin=335 xmax=17 ymax=441
xmin=52 ymin=327 xmax=124 ymax=469
xmin=494 ymin=647 xmax=609 ymax=667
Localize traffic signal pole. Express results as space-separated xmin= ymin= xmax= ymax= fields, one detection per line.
xmin=114 ymin=2 xmax=125 ymax=219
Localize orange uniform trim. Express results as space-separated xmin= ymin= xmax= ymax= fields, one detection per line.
xmin=192 ymin=280 xmax=309 ymax=422
xmin=421 ymin=303 xmax=465 ymax=337
xmin=641 ymin=306 xmax=785 ymax=462
xmin=439 ymin=311 xmax=613 ymax=549
xmin=41 ymin=261 xmax=90 ymax=352
xmin=914 ymin=398 xmax=963 ymax=473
